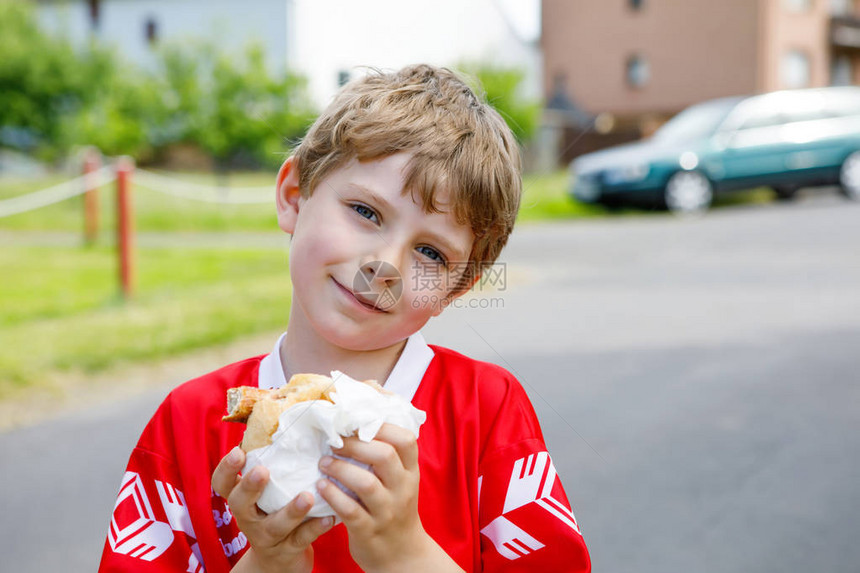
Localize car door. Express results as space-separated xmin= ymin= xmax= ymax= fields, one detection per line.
xmin=777 ymin=111 xmax=845 ymax=179
xmin=716 ymin=90 xmax=860 ymax=189
xmin=777 ymin=89 xmax=860 ymax=180
xmin=796 ymin=90 xmax=860 ymax=172
xmin=715 ymin=106 xmax=797 ymax=189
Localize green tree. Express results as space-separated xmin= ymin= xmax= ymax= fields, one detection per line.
xmin=58 ymin=64 xmax=165 ymax=159
xmin=0 ymin=0 xmax=117 ymax=158
xmin=155 ymin=41 xmax=317 ymax=169
xmin=457 ymin=62 xmax=541 ymax=144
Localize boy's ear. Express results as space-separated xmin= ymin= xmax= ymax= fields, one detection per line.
xmin=276 ymin=156 xmax=302 ymax=234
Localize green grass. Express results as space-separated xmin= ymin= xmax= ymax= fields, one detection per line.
xmin=713 ymin=187 xmax=774 ymax=207
xmin=0 ymin=244 xmax=291 ymax=396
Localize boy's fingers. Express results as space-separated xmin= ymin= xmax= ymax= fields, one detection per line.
xmin=264 ymin=491 xmax=315 ymax=539
xmin=227 ymin=465 xmax=269 ymax=522
xmin=211 ymin=446 xmax=245 ymax=499
xmin=262 ymin=493 xmax=336 ymax=551
xmin=285 ymin=516 xmax=335 ymax=550
xmin=334 ymin=437 xmax=401 ymax=474
xmin=319 ymin=455 xmax=387 ymax=511
xmin=317 ymin=478 xmax=370 ymax=528
xmin=374 ymin=423 xmax=419 ymax=471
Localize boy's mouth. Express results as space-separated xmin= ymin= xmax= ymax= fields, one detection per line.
xmin=332 ymin=278 xmax=389 ymax=313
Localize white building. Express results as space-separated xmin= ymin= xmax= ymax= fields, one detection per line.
xmin=288 ymin=0 xmax=541 ymax=106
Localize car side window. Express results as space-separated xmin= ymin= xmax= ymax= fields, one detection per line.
xmin=737 ymin=112 xmax=785 ymax=130
xmin=782 ymin=108 xmax=828 ymax=124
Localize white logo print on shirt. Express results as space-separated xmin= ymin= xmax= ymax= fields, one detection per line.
xmin=108 ymin=472 xmax=204 ymax=572
xmin=155 ymin=480 xmax=204 ymax=573
xmin=108 ymin=472 xmax=174 ymax=561
xmin=480 ymin=452 xmax=581 ymax=560
xmin=481 ymin=516 xmax=546 ymax=559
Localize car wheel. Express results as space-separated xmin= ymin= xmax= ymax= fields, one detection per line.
xmin=774 ymin=185 xmax=798 ymax=201
xmin=839 ymin=151 xmax=860 ymax=200
xmin=664 ymin=171 xmax=713 ymax=215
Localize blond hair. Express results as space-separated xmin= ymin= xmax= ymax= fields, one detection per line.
xmin=292 ymin=64 xmax=521 ymax=290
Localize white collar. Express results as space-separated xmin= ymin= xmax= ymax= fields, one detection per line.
xmin=257 ymin=332 xmax=435 ymax=402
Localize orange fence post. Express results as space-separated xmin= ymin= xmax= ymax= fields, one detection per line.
xmin=116 ymin=156 xmax=136 ymax=299
xmin=83 ymin=149 xmax=101 ymax=244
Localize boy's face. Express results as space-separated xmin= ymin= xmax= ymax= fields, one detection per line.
xmin=277 ymin=153 xmax=474 ymax=352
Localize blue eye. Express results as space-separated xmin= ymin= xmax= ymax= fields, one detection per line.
xmin=352 ymin=204 xmax=379 ymax=223
xmin=417 ymin=246 xmax=447 ymax=266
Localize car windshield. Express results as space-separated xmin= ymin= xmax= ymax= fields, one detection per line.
xmin=652 ymin=99 xmax=740 ymax=144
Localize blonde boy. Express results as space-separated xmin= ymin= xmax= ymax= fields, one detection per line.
xmin=99 ymin=65 xmax=590 ymax=572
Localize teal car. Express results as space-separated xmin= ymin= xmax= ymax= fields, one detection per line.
xmin=570 ymin=86 xmax=860 ymax=214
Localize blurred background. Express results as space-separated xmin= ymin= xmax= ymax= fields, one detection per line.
xmin=1 ymin=1 xmax=860 ymax=572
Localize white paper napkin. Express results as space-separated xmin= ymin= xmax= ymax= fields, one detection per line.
xmin=242 ymin=370 xmax=427 ymax=516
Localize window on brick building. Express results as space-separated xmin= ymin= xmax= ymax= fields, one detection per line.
xmin=626 ymin=54 xmax=650 ymax=88
xmin=781 ymin=50 xmax=811 ymax=88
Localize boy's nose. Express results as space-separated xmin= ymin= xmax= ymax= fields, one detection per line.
xmin=359 ymin=260 xmax=402 ymax=288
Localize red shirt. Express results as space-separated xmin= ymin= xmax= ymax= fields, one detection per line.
xmin=99 ymin=335 xmax=590 ymax=572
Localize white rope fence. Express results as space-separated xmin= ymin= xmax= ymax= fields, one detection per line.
xmin=133 ymin=168 xmax=273 ymax=204
xmin=0 ymin=166 xmax=115 ymax=219
xmin=0 ymin=163 xmax=274 ymax=221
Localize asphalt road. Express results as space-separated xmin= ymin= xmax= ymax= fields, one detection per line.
xmin=2 ymin=191 xmax=859 ymax=572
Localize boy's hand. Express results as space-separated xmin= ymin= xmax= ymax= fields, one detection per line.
xmin=212 ymin=447 xmax=334 ymax=573
xmin=317 ymin=424 xmax=463 ymax=572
